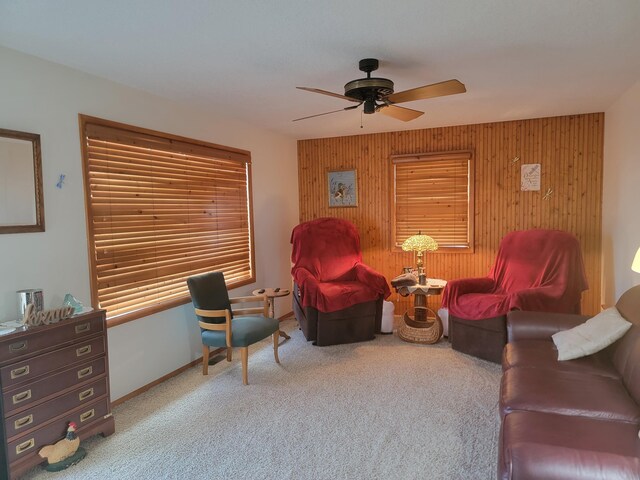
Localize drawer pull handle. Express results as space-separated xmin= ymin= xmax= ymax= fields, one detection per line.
xmin=79 ymin=387 xmax=94 ymax=401
xmin=80 ymin=409 xmax=95 ymax=422
xmin=75 ymin=323 xmax=90 ymax=334
xmin=77 ymin=366 xmax=93 ymax=379
xmin=16 ymin=438 xmax=35 ymax=455
xmin=14 ymin=414 xmax=33 ymax=430
xmin=10 ymin=365 xmax=30 ymax=379
xmin=12 ymin=389 xmax=32 ymax=405
xmin=76 ymin=345 xmax=92 ymax=357
xmin=9 ymin=341 xmax=27 ymax=352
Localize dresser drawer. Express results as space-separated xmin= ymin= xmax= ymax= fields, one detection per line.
xmin=0 ymin=336 xmax=104 ymax=391
xmin=7 ymin=397 xmax=110 ymax=464
xmin=3 ymin=357 xmax=106 ymax=415
xmin=5 ymin=377 xmax=108 ymax=440
xmin=0 ymin=313 xmax=104 ymax=366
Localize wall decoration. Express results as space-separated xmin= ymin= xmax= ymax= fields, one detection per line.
xmin=328 ymin=169 xmax=358 ymax=207
xmin=298 ymin=113 xmax=604 ymax=316
xmin=521 ymin=163 xmax=541 ymax=191
xmin=22 ymin=303 xmax=75 ymax=327
xmin=0 ymin=128 xmax=45 ymax=233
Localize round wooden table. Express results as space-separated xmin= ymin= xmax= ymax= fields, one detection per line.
xmin=252 ymin=288 xmax=291 ymax=340
xmin=394 ymin=280 xmax=447 ymax=344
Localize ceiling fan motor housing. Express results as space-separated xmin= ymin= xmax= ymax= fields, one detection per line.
xmin=344 ymin=78 xmax=394 ymax=114
xmin=344 ymin=58 xmax=394 ymax=113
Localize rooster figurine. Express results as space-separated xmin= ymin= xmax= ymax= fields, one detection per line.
xmin=39 ymin=421 xmax=86 ymax=471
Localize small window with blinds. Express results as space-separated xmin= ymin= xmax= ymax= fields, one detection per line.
xmin=392 ymin=150 xmax=474 ymax=252
xmin=79 ymin=115 xmax=255 ymax=325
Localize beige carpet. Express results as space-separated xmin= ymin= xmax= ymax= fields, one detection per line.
xmin=24 ymin=319 xmax=501 ymax=480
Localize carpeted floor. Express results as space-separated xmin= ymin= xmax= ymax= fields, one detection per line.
xmin=23 ymin=319 xmax=501 ymax=480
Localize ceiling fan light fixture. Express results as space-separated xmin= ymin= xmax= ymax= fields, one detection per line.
xmin=364 ymin=99 xmax=376 ymax=114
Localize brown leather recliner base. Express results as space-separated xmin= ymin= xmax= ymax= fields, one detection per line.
xmin=293 ymin=282 xmax=382 ymax=346
xmin=449 ymin=314 xmax=506 ymax=363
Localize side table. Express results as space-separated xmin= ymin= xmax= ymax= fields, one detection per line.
xmin=394 ymin=279 xmax=447 ymax=344
xmin=252 ymin=288 xmax=291 ymax=340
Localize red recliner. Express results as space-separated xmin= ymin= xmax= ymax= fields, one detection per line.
xmin=291 ymin=218 xmax=391 ymax=346
xmin=441 ymin=229 xmax=588 ymax=363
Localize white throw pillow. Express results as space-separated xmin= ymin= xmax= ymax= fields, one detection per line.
xmin=552 ymin=307 xmax=632 ymax=361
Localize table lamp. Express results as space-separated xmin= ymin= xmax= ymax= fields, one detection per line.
xmin=402 ymin=232 xmax=438 ymax=285
xmin=632 ymin=247 xmax=640 ymax=273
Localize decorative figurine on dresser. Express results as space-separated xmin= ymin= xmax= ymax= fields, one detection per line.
xmin=0 ymin=309 xmax=114 ymax=479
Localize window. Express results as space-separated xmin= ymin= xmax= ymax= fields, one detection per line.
xmin=79 ymin=115 xmax=255 ymax=325
xmin=392 ymin=150 xmax=474 ymax=252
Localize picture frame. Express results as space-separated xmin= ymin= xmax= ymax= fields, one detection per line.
xmin=328 ymin=169 xmax=358 ymax=207
xmin=0 ymin=129 xmax=45 ymax=234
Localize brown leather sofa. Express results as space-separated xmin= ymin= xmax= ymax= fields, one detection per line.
xmin=498 ymin=285 xmax=640 ymax=479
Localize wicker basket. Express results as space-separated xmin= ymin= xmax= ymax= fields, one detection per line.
xmin=398 ymin=311 xmax=443 ymax=344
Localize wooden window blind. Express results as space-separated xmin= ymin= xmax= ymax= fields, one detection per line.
xmin=392 ymin=151 xmax=474 ymax=251
xmin=79 ymin=115 xmax=255 ymax=325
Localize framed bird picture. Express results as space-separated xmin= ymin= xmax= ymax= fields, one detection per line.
xmin=328 ymin=169 xmax=358 ymax=207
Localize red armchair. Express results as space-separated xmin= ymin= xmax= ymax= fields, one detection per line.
xmin=291 ymin=218 xmax=391 ymax=346
xmin=441 ymin=229 xmax=588 ymax=363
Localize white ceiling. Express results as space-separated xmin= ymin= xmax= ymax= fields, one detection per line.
xmin=1 ymin=1 xmax=640 ymax=140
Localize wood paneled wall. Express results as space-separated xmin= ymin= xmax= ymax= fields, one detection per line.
xmin=297 ymin=113 xmax=604 ymax=315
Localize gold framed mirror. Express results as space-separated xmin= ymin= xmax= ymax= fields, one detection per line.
xmin=0 ymin=128 xmax=45 ymax=233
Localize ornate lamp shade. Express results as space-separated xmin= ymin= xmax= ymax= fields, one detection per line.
xmin=401 ymin=233 xmax=438 ymax=254
xmin=632 ymin=247 xmax=640 ymax=273
xmin=402 ymin=232 xmax=438 ymax=284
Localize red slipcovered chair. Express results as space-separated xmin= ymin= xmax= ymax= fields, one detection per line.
xmin=441 ymin=229 xmax=588 ymax=363
xmin=291 ymin=218 xmax=391 ymax=346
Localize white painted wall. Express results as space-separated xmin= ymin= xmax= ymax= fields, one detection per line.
xmin=0 ymin=47 xmax=299 ymax=400
xmin=602 ymin=79 xmax=640 ymax=306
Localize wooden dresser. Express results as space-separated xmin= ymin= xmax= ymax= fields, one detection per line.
xmin=0 ymin=310 xmax=114 ymax=479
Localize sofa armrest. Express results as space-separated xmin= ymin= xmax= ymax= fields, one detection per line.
xmin=507 ymin=311 xmax=590 ymax=342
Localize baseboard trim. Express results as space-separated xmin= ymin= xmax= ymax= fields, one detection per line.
xmin=112 ymin=347 xmax=224 ymax=407
xmin=112 ymin=313 xmax=294 ymax=407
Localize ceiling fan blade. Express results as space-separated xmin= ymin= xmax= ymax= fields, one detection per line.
xmin=293 ymin=104 xmax=361 ymax=122
xmin=378 ymin=105 xmax=424 ymax=122
xmin=385 ymin=79 xmax=466 ymax=104
xmin=297 ymin=86 xmax=361 ymax=103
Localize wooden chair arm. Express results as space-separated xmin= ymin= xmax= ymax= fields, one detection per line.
xmin=195 ymin=308 xmax=232 ymax=347
xmin=230 ymin=295 xmax=263 ymax=304
xmin=195 ymin=308 xmax=228 ymax=319
xmin=233 ymin=307 xmax=265 ymax=315
xmin=229 ymin=295 xmax=269 ymax=317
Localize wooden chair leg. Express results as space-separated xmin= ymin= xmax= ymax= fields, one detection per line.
xmin=227 ymin=348 xmax=232 ymax=362
xmin=202 ymin=344 xmax=210 ymax=375
xmin=240 ymin=347 xmax=249 ymax=385
xmin=273 ymin=331 xmax=280 ymax=364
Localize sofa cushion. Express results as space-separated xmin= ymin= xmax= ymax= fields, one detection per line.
xmin=500 ymin=367 xmax=640 ymax=423
xmin=502 ymin=340 xmax=620 ymax=379
xmin=552 ymin=307 xmax=631 ymax=361
xmin=499 ymin=411 xmax=640 ymax=480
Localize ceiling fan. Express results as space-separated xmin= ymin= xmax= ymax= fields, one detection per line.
xmin=294 ymin=58 xmax=466 ymax=122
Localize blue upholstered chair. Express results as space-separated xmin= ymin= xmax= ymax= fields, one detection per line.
xmin=187 ymin=272 xmax=280 ymax=385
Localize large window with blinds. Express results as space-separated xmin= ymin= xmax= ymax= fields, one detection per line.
xmin=392 ymin=150 xmax=474 ymax=252
xmin=79 ymin=115 xmax=255 ymax=325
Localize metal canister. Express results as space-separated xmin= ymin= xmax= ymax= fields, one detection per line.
xmin=17 ymin=289 xmax=44 ymax=319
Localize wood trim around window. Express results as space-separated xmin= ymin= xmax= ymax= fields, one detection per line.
xmin=78 ymin=115 xmax=256 ymax=326
xmin=390 ymin=150 xmax=475 ymax=253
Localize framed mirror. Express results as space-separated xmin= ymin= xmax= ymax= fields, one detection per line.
xmin=0 ymin=128 xmax=45 ymax=233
